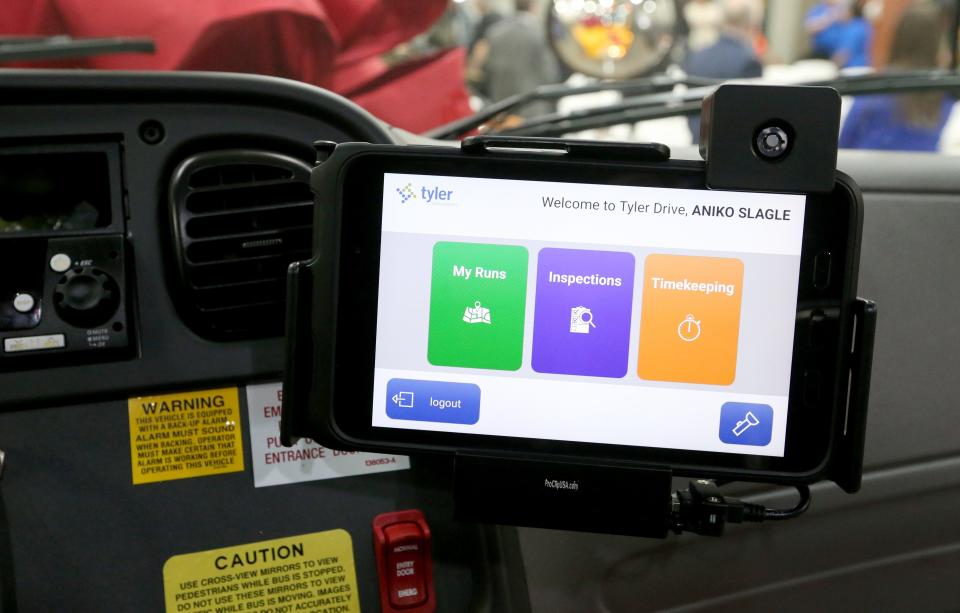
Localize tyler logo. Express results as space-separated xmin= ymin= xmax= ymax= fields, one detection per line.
xmin=396 ymin=182 xmax=417 ymax=203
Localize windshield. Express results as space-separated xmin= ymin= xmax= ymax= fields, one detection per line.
xmin=3 ymin=0 xmax=958 ymax=153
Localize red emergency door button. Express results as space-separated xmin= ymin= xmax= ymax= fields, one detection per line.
xmin=373 ymin=510 xmax=435 ymax=613
xmin=384 ymin=523 xmax=426 ymax=607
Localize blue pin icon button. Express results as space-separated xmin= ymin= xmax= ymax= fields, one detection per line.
xmin=719 ymin=402 xmax=773 ymax=446
xmin=386 ymin=379 xmax=481 ymax=425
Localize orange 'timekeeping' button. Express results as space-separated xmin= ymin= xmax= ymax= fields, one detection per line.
xmin=637 ymin=254 xmax=744 ymax=385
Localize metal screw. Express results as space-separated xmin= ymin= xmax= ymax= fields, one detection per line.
xmin=139 ymin=120 xmax=165 ymax=145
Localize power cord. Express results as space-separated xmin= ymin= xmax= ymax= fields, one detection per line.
xmin=762 ymin=485 xmax=812 ymax=521
xmin=671 ymin=479 xmax=812 ymax=536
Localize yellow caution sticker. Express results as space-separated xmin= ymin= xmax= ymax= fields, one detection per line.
xmin=163 ymin=529 xmax=360 ymax=613
xmin=128 ymin=387 xmax=244 ymax=484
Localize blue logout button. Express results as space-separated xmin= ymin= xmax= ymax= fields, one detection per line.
xmin=719 ymin=402 xmax=773 ymax=446
xmin=386 ymin=379 xmax=481 ymax=425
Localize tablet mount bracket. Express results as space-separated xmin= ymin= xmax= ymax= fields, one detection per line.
xmin=450 ymin=297 xmax=874 ymax=538
xmin=286 ymin=85 xmax=876 ymax=538
xmin=448 ymin=114 xmax=874 ymax=537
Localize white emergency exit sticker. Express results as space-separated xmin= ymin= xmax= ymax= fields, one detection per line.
xmin=246 ymin=382 xmax=410 ymax=488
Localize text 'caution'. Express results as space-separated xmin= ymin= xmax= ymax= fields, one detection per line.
xmin=163 ymin=529 xmax=360 ymax=613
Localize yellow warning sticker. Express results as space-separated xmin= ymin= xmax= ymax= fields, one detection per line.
xmin=128 ymin=387 xmax=244 ymax=484
xmin=163 ymin=529 xmax=360 ymax=613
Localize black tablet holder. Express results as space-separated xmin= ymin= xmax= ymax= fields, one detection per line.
xmin=285 ymin=85 xmax=877 ymax=538
xmin=454 ymin=85 xmax=873 ymax=538
xmin=450 ymin=301 xmax=875 ymax=538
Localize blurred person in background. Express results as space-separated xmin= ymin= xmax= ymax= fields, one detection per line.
xmin=684 ymin=0 xmax=763 ymax=142
xmin=474 ymin=0 xmax=561 ymax=118
xmin=466 ymin=0 xmax=505 ymax=98
xmin=805 ymin=0 xmax=872 ymax=68
xmin=683 ymin=0 xmax=723 ymax=52
xmin=423 ymin=1 xmax=473 ymax=51
xmin=684 ymin=0 xmax=763 ymax=80
xmin=840 ymin=2 xmax=955 ymax=151
xmin=469 ymin=0 xmax=504 ymax=53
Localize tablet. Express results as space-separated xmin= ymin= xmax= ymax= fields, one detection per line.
xmin=289 ymin=144 xmax=862 ymax=481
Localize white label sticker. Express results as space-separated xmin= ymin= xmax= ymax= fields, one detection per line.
xmin=246 ymin=382 xmax=410 ymax=488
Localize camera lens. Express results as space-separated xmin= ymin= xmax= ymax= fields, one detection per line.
xmin=755 ymin=126 xmax=789 ymax=160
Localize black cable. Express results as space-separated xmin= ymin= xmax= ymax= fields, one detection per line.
xmin=0 ymin=36 xmax=154 ymax=63
xmin=673 ymin=480 xmax=812 ymax=536
xmin=425 ymin=75 xmax=720 ymax=139
xmin=491 ymin=70 xmax=960 ymax=138
xmin=762 ymin=484 xmax=811 ymax=521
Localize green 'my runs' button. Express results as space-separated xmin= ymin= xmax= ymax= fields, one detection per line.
xmin=427 ymin=241 xmax=528 ymax=371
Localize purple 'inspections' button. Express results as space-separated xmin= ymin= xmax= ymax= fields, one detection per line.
xmin=532 ymin=248 xmax=635 ymax=377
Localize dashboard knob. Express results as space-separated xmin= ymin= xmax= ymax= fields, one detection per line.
xmin=54 ymin=267 xmax=120 ymax=328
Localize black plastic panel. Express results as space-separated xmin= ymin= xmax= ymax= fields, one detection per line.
xmin=0 ymin=396 xmax=528 ymax=612
xmin=0 ymin=71 xmax=391 ymax=409
xmin=0 ymin=71 xmax=530 ymax=613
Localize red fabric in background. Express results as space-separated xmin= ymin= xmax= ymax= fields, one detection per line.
xmin=349 ymin=47 xmax=471 ymax=134
xmin=0 ymin=0 xmax=66 ymax=37
xmin=53 ymin=0 xmax=339 ymax=86
xmin=0 ymin=0 xmax=88 ymax=68
xmin=0 ymin=0 xmax=471 ymax=132
xmin=319 ymin=0 xmax=448 ymax=66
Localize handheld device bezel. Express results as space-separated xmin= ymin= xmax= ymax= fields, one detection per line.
xmin=288 ymin=144 xmax=863 ymax=483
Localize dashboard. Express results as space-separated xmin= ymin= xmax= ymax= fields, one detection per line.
xmin=0 ymin=70 xmax=527 ymax=613
xmin=0 ymin=70 xmax=958 ymax=612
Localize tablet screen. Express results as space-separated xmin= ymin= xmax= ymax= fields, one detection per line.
xmin=372 ymin=173 xmax=806 ymax=457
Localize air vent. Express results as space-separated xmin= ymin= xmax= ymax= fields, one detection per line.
xmin=169 ymin=150 xmax=314 ymax=339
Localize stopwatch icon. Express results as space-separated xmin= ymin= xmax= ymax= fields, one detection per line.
xmin=678 ymin=314 xmax=701 ymax=342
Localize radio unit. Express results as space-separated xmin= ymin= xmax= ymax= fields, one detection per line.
xmin=0 ymin=141 xmax=134 ymax=370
